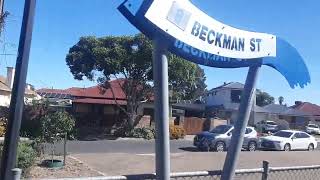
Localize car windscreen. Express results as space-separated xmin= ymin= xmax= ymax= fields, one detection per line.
xmin=273 ymin=131 xmax=293 ymax=138
xmin=210 ymin=125 xmax=232 ymax=134
xmin=308 ymin=124 xmax=318 ymax=128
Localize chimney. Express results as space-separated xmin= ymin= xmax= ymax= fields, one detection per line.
xmin=6 ymin=67 xmax=15 ymax=89
xmin=26 ymin=84 xmax=34 ymax=91
xmin=295 ymin=101 xmax=303 ymax=105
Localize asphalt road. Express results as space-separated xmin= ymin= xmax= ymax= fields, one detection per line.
xmin=49 ymin=139 xmax=191 ymax=154
xmin=49 ymin=139 xmax=320 ymax=155
xmin=72 ymin=151 xmax=320 ymax=176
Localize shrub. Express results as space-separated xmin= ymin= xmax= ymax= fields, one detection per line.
xmin=169 ymin=125 xmax=186 ymax=139
xmin=113 ymin=124 xmax=131 ymax=137
xmin=20 ymin=102 xmax=50 ymax=139
xmin=0 ymin=142 xmax=37 ymax=171
xmin=129 ymin=127 xmax=155 ymax=140
xmin=0 ymin=117 xmax=7 ymax=136
xmin=17 ymin=142 xmax=37 ymax=170
xmin=40 ymin=110 xmax=75 ymax=143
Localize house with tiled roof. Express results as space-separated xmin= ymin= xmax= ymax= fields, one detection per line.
xmin=37 ymin=79 xmax=148 ymax=128
xmin=263 ymin=104 xmax=311 ymax=129
xmin=291 ymin=101 xmax=320 ymax=123
xmin=0 ymin=67 xmax=40 ymax=107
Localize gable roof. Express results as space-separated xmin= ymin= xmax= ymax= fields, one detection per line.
xmin=291 ymin=102 xmax=320 ymax=116
xmin=263 ymin=104 xmax=290 ymax=114
xmin=263 ymin=104 xmax=311 ymax=116
xmin=0 ymin=75 xmax=36 ymax=95
xmin=0 ymin=75 xmax=10 ymax=92
xmin=209 ymin=82 xmax=244 ymax=93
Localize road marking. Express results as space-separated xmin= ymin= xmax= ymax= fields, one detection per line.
xmin=136 ymin=153 xmax=155 ymax=156
xmin=136 ymin=153 xmax=185 ymax=157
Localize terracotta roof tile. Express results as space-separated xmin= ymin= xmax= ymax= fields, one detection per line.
xmin=291 ymin=102 xmax=320 ymax=116
xmin=36 ymin=79 xmax=127 ymax=100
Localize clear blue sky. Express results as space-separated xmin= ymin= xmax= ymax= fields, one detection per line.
xmin=1 ymin=0 xmax=320 ymax=106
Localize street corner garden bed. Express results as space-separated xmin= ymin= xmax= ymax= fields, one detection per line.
xmin=25 ymin=155 xmax=103 ymax=179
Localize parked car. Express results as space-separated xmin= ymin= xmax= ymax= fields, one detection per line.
xmin=193 ymin=125 xmax=259 ymax=152
xmin=260 ymin=130 xmax=317 ymax=151
xmin=305 ymin=124 xmax=320 ymax=135
xmin=255 ymin=120 xmax=278 ymax=133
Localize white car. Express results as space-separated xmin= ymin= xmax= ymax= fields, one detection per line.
xmin=305 ymin=124 xmax=320 ymax=135
xmin=260 ymin=130 xmax=317 ymax=151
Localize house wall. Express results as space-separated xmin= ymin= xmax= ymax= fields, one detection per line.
xmin=252 ymin=112 xmax=269 ymax=125
xmin=205 ymin=88 xmax=251 ymax=110
xmin=72 ymin=103 xmax=123 ymax=128
xmin=0 ymin=90 xmax=40 ymax=107
xmin=0 ymin=91 xmax=11 ymax=107
xmin=206 ymin=89 xmax=231 ymax=107
xmin=225 ymin=110 xmax=267 ymax=126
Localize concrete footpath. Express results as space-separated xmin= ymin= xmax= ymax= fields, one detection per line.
xmin=71 ymin=151 xmax=320 ymax=176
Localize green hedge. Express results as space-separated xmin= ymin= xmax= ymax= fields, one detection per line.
xmin=0 ymin=142 xmax=37 ymax=171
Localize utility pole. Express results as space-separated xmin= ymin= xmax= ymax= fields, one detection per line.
xmin=0 ymin=0 xmax=4 ymax=15
xmin=0 ymin=0 xmax=36 ymax=179
xmin=0 ymin=0 xmax=5 ymax=37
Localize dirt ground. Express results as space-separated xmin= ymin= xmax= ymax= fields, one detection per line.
xmin=25 ymin=156 xmax=103 ymax=179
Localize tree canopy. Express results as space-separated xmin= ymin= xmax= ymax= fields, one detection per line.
xmin=256 ymin=89 xmax=275 ymax=106
xmin=66 ymin=34 xmax=206 ymax=128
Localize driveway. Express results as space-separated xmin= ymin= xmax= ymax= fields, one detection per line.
xmin=45 ymin=139 xmax=320 ymax=177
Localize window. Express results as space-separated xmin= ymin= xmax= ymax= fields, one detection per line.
xmin=210 ymin=125 xmax=233 ymax=134
xmin=266 ymin=121 xmax=277 ymax=125
xmin=245 ymin=128 xmax=252 ymax=134
xmin=293 ymin=133 xmax=300 ymax=138
xmin=75 ymin=104 xmax=90 ymax=113
xmin=308 ymin=124 xmax=318 ymax=128
xmin=293 ymin=133 xmax=309 ymax=139
xmin=231 ymin=90 xmax=242 ymax=103
xmin=274 ymin=131 xmax=293 ymax=138
xmin=299 ymin=132 xmax=310 ymax=138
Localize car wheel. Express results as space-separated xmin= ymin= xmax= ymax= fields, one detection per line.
xmin=247 ymin=141 xmax=257 ymax=151
xmin=284 ymin=143 xmax=291 ymax=151
xmin=308 ymin=144 xmax=314 ymax=151
xmin=215 ymin=142 xmax=225 ymax=152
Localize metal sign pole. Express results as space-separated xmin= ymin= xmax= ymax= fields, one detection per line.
xmin=221 ymin=63 xmax=261 ymax=180
xmin=0 ymin=0 xmax=36 ymax=179
xmin=152 ymin=37 xmax=171 ymax=180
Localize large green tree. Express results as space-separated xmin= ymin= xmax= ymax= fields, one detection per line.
xmin=66 ymin=34 xmax=206 ymax=129
xmin=256 ymin=89 xmax=275 ymax=106
xmin=168 ymin=54 xmax=206 ymax=101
